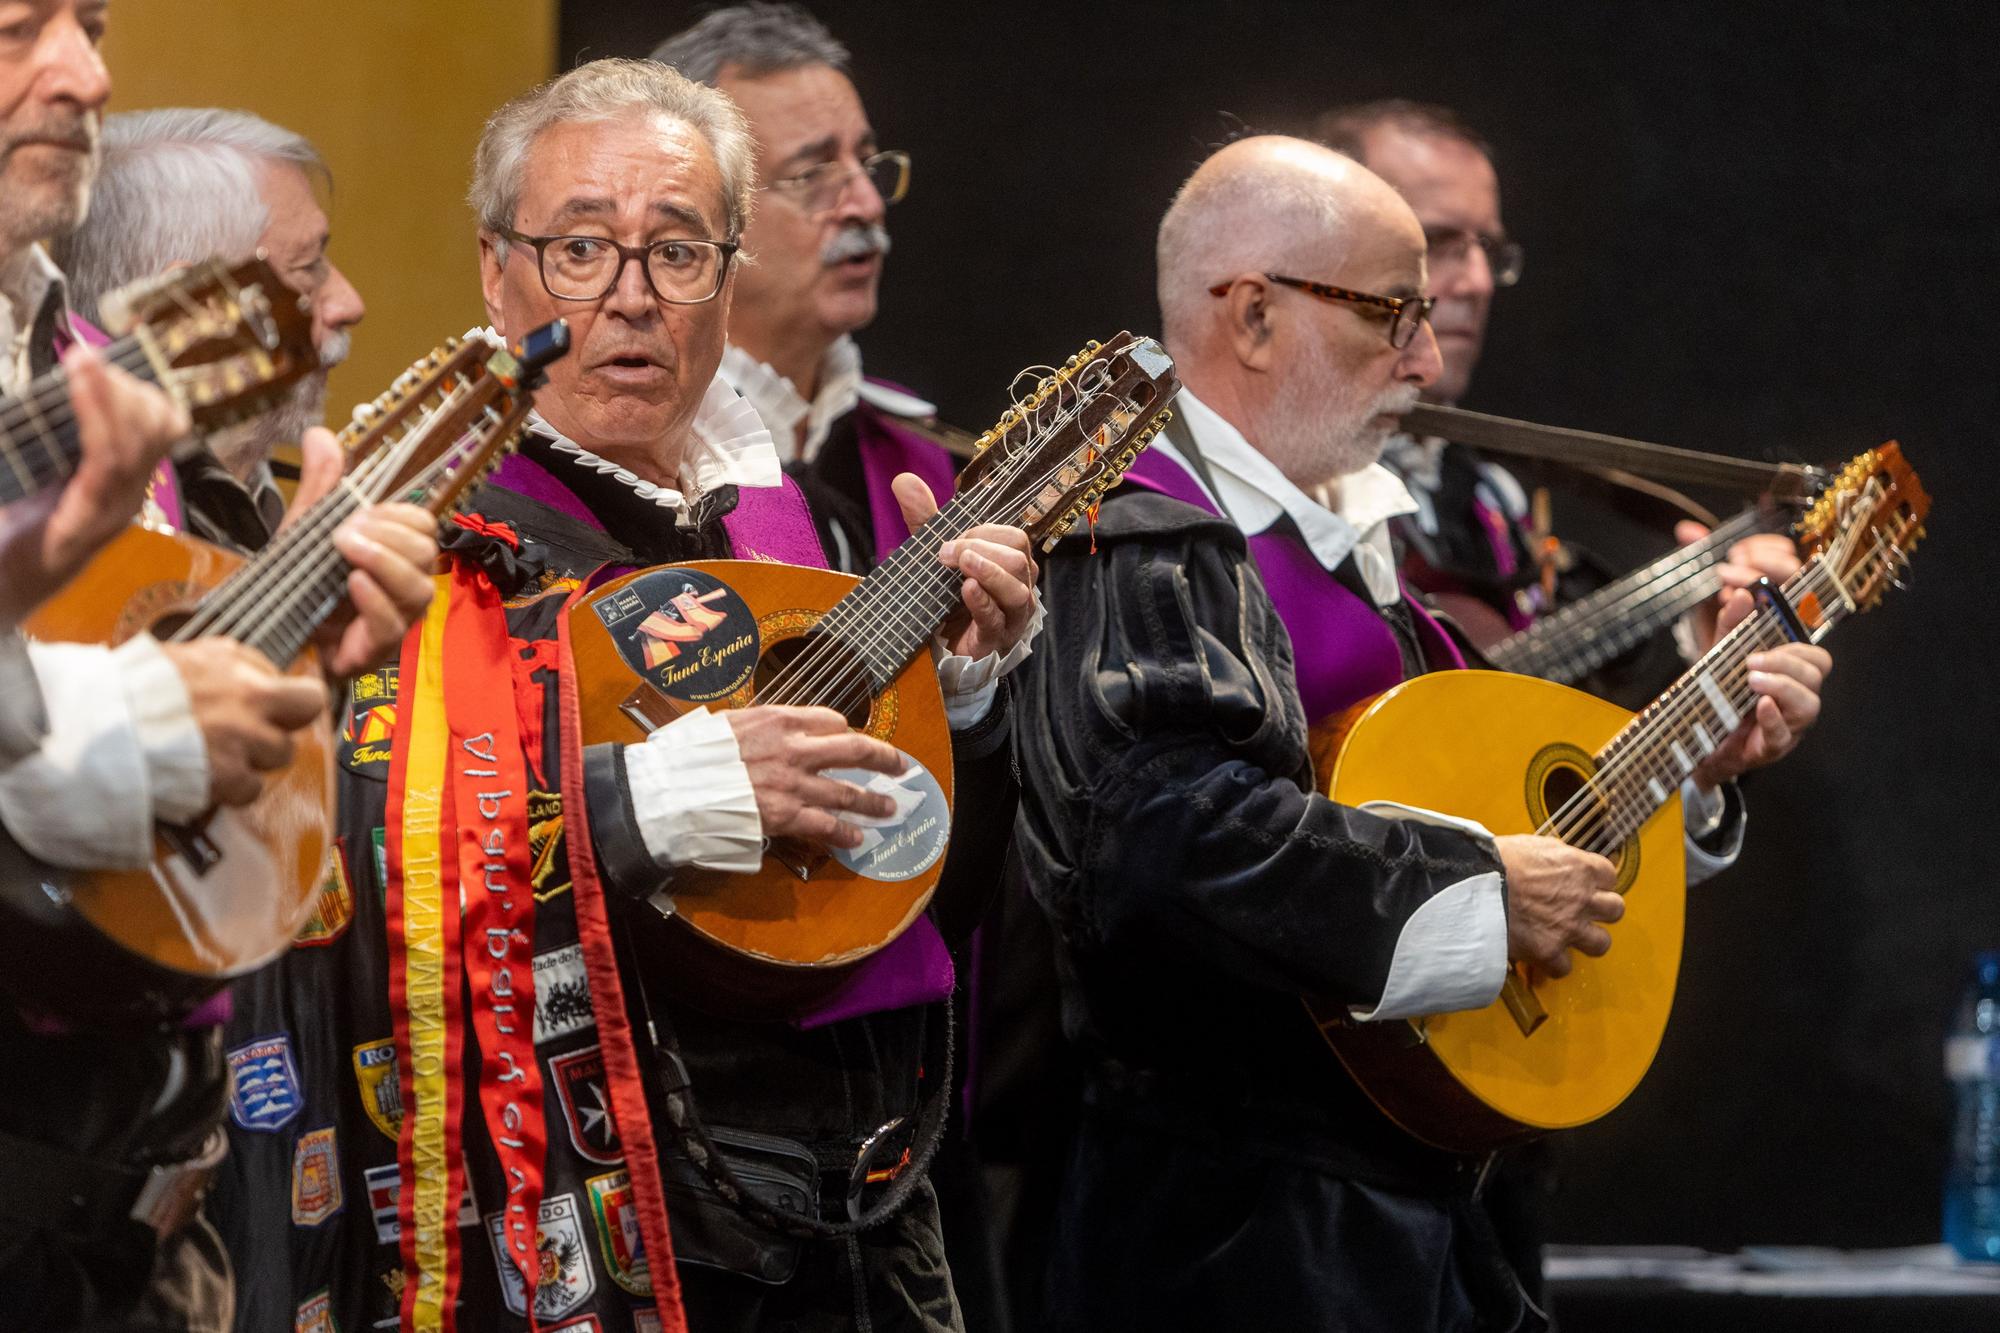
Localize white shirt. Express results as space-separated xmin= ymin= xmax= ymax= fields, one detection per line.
xmin=719 ymin=335 xmax=938 ymax=463
xmin=1156 ymin=389 xmax=1737 ymax=1023
xmin=575 ymin=370 xmax=1033 ymax=875
xmin=0 ymin=244 xmax=210 ymax=868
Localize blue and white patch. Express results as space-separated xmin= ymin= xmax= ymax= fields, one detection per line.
xmin=227 ymin=1034 xmax=303 ymax=1133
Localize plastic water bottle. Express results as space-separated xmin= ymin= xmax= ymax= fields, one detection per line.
xmin=1945 ymin=950 xmax=2000 ymax=1260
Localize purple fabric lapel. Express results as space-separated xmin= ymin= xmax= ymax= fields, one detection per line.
xmin=487 ymin=446 xmax=954 ymax=1027
xmin=853 ymin=392 xmax=959 ymax=565
xmin=1123 ymin=449 xmax=1461 ymax=725
xmin=52 ymin=313 xmax=185 ymax=532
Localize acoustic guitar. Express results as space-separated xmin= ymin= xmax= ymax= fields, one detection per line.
xmin=0 ymin=255 xmax=318 ymax=507
xmin=572 ymin=333 xmax=1179 ymax=1014
xmin=1306 ymin=442 xmax=1928 ymax=1153
xmin=1 ymin=321 xmax=570 ymax=1026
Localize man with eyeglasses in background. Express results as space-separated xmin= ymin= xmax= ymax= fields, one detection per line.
xmin=1316 ymin=100 xmax=1799 ymax=701
xmin=651 ymin=3 xmax=965 ymax=577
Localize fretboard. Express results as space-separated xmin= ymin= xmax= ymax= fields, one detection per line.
xmin=0 ymin=336 xmax=160 ymax=507
xmin=794 ymin=490 xmax=991 ymax=697
xmin=1557 ymin=557 xmax=1851 ymax=854
xmin=1486 ymin=507 xmax=1779 ymax=683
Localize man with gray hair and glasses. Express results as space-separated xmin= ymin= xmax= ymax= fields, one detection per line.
xmin=652 ymin=3 xmax=962 ymax=577
xmin=217 ymin=56 xmax=1038 ymax=1333
xmin=56 ymin=106 xmax=366 ymax=550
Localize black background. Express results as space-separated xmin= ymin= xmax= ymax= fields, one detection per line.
xmin=565 ymin=0 xmax=2000 ymax=1250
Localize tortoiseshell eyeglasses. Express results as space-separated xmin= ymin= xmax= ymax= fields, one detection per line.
xmin=1208 ymin=273 xmax=1437 ymax=350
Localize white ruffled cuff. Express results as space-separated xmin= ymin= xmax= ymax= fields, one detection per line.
xmin=623 ymin=705 xmax=764 ymax=873
xmin=114 ymin=634 xmax=208 ymax=823
xmin=934 ymin=589 xmax=1045 ymax=730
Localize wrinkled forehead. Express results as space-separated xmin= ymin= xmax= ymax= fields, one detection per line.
xmin=516 ymin=112 xmax=729 ymax=236
xmin=720 ymin=63 xmax=872 ymax=172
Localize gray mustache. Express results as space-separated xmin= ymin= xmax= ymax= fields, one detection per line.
xmin=821 ymin=225 xmax=891 ymax=267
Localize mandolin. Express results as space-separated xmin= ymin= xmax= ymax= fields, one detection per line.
xmin=571 ymin=334 xmax=1179 ymax=1013
xmin=0 ymin=321 xmax=570 ymax=1027
xmin=1307 ymin=443 xmax=1928 ymax=1153
xmin=0 ymin=256 xmax=318 ymax=506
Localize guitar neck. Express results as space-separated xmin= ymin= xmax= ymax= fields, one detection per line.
xmin=796 ymin=489 xmax=997 ymax=696
xmin=0 ymin=336 xmax=160 ymax=507
xmin=1485 ymin=507 xmax=1779 ymax=683
xmin=1569 ymin=555 xmax=1853 ymax=851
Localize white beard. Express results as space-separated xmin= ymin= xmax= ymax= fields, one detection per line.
xmin=1258 ymin=323 xmax=1419 ymax=491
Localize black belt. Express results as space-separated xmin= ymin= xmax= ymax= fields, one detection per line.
xmin=0 ymin=1124 xmax=224 ymax=1242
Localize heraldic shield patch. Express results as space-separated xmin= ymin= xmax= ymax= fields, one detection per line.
xmin=487 ymin=1192 xmax=596 ymax=1320
xmin=550 ymin=1045 xmax=622 ymax=1165
xmin=587 ymin=1169 xmax=652 ymax=1296
xmin=227 ymin=1034 xmax=302 ymax=1133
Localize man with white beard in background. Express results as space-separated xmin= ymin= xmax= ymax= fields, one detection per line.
xmin=56 ymin=106 xmax=365 ymax=550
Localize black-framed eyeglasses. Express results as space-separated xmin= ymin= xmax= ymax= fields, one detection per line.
xmin=1209 ymin=273 xmax=1437 ymax=350
xmin=763 ymin=150 xmax=911 ymax=215
xmin=1424 ymin=228 xmax=1524 ymax=287
xmin=495 ymin=226 xmax=739 ymax=304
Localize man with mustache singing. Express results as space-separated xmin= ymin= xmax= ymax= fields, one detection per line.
xmin=652 ymin=4 xmax=963 ymax=576
xmin=1011 ymin=136 xmax=1832 ymax=1331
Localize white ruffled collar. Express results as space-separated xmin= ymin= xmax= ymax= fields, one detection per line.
xmin=717 ymin=335 xmax=862 ymax=463
xmin=526 ymin=366 xmax=783 ymax=514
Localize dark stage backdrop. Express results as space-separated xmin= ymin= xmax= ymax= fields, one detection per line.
xmin=563 ymin=0 xmax=2000 ymax=1250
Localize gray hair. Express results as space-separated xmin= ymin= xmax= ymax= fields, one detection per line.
xmin=648 ymin=2 xmax=849 ymax=86
xmin=469 ymin=58 xmax=756 ymax=246
xmin=1156 ymin=139 xmax=1350 ymax=349
xmin=53 ymin=107 xmax=325 ymax=326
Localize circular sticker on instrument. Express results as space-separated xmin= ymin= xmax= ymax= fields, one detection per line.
xmin=823 ymin=749 xmax=950 ymax=883
xmin=590 ymin=568 xmax=759 ymax=703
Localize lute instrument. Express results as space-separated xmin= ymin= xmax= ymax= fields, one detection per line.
xmin=0 ymin=321 xmax=571 ymax=1026
xmin=571 ymin=334 xmax=1179 ymax=1015
xmin=1306 ymin=442 xmax=1928 ymax=1152
xmin=0 ymin=255 xmax=319 ymax=506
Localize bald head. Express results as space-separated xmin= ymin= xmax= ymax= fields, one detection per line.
xmin=1156 ymin=135 xmax=1423 ymax=351
xmin=1152 ymin=136 xmax=1440 ymax=489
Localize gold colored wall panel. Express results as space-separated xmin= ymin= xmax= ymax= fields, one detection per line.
xmin=104 ymin=1 xmax=556 ymax=416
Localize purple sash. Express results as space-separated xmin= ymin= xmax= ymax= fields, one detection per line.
xmin=854 ymin=387 xmax=959 ymax=565
xmin=1123 ymin=449 xmax=1463 ymax=725
xmin=486 ymin=448 xmax=955 ymax=1027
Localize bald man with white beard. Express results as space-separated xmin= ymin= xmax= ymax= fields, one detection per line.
xmin=1009 ymin=136 xmax=1831 ymax=1331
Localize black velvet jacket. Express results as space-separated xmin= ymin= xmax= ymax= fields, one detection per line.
xmin=1013 ymin=485 xmax=1536 ymax=1330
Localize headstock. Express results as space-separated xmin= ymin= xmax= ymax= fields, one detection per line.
xmin=98 ymin=255 xmax=320 ymax=429
xmin=955 ymin=331 xmax=1181 ymax=551
xmin=336 ymin=320 xmax=570 ymax=517
xmin=1795 ymin=441 xmax=1929 ymax=620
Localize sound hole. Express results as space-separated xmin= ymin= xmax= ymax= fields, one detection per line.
xmin=755 ymin=631 xmax=875 ymax=729
xmin=1528 ymin=744 xmax=1638 ymax=891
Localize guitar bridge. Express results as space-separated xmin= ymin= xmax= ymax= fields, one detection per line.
xmin=161 ymin=815 xmax=222 ymax=875
xmin=1501 ymin=966 xmax=1548 ymax=1036
xmin=765 ymin=837 xmax=828 ymax=881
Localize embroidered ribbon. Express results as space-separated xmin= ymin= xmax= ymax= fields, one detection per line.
xmin=554 ymin=592 xmax=690 ymax=1332
xmin=444 ymin=564 xmax=545 ymax=1323
xmin=387 ymin=579 xmax=468 ymax=1332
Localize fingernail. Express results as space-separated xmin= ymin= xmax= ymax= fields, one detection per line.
xmin=939 ymin=541 xmax=958 ymax=562
xmin=1746 ymin=653 xmax=1767 ymax=670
